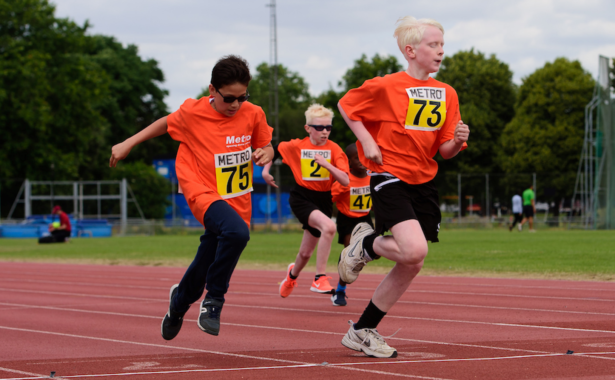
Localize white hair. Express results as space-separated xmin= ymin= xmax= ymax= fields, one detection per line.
xmin=305 ymin=103 xmax=334 ymax=125
xmin=394 ymin=16 xmax=444 ymax=54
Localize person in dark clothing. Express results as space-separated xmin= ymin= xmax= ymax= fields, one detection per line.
xmin=38 ymin=205 xmax=71 ymax=243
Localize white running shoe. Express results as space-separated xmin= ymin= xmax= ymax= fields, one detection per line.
xmin=341 ymin=320 xmax=397 ymax=358
xmin=518 ymin=224 xmax=522 ymax=232
xmin=338 ymin=222 xmax=374 ymax=284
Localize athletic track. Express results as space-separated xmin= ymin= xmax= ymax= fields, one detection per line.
xmin=1 ymin=262 xmax=614 ymax=379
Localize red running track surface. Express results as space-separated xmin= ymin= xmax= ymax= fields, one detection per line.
xmin=0 ymin=262 xmax=614 ymax=379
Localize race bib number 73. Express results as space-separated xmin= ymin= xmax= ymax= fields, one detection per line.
xmin=349 ymin=186 xmax=371 ymax=212
xmin=215 ymin=147 xmax=253 ymax=199
xmin=300 ymin=149 xmax=331 ymax=181
xmin=405 ymin=87 xmax=447 ymax=131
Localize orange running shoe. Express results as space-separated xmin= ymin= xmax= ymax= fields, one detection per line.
xmin=279 ymin=263 xmax=297 ymax=298
xmin=310 ymin=275 xmax=334 ymax=294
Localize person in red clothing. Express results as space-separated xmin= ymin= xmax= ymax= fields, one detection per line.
xmin=337 ymin=16 xmax=469 ymax=358
xmin=330 ymin=143 xmax=373 ymax=306
xmin=110 ymin=55 xmax=273 ymax=340
xmin=262 ymin=104 xmax=349 ymax=298
xmin=331 ymin=143 xmax=374 ymax=306
xmin=38 ymin=205 xmax=71 ymax=243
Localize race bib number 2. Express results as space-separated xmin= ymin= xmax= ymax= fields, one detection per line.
xmin=300 ymin=149 xmax=331 ymax=181
xmin=405 ymin=87 xmax=447 ymax=131
xmin=350 ymin=186 xmax=371 ymax=212
xmin=215 ymin=147 xmax=253 ymax=199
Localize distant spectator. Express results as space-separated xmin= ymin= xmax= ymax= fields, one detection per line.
xmin=520 ymin=185 xmax=536 ymax=232
xmin=509 ymin=190 xmax=523 ymax=232
xmin=38 ymin=206 xmax=71 ymax=243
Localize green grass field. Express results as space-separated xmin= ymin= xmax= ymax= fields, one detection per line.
xmin=0 ymin=230 xmax=613 ymax=281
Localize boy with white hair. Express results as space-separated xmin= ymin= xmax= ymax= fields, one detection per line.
xmin=337 ymin=16 xmax=470 ymax=357
xmin=263 ymin=104 xmax=349 ymax=299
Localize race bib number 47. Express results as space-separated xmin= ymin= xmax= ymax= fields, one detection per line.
xmin=215 ymin=147 xmax=253 ymax=199
xmin=405 ymin=87 xmax=447 ymax=131
xmin=300 ymin=149 xmax=331 ymax=181
xmin=350 ymin=186 xmax=371 ymax=212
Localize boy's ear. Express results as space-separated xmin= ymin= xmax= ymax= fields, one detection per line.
xmin=304 ymin=125 xmax=310 ymax=134
xmin=208 ymin=84 xmax=216 ymax=94
xmin=404 ymin=45 xmax=416 ymax=59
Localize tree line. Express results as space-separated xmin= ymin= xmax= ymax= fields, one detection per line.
xmin=1 ymin=0 xmax=611 ymax=218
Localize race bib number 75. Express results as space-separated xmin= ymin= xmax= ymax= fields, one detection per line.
xmin=300 ymin=149 xmax=331 ymax=181
xmin=215 ymin=147 xmax=253 ymax=199
xmin=405 ymin=87 xmax=447 ymax=131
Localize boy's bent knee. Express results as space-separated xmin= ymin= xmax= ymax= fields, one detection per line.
xmin=321 ymin=221 xmax=336 ymax=238
xmin=223 ymin=224 xmax=250 ymax=245
xmin=398 ymin=243 xmax=428 ymax=266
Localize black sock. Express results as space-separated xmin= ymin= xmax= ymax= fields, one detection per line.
xmin=289 ymin=269 xmax=298 ymax=280
xmin=362 ymin=233 xmax=379 ymax=260
xmin=354 ymin=300 xmax=386 ymax=330
xmin=314 ymin=274 xmax=325 ymax=281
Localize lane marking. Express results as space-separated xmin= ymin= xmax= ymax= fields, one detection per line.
xmin=0 ymin=326 xmax=449 ymax=380
xmin=0 ymin=301 xmax=603 ymax=357
xmin=0 ymin=366 xmax=47 ymax=377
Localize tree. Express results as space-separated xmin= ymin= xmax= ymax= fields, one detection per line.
xmin=315 ymin=54 xmax=403 ymax=148
xmin=499 ymin=58 xmax=595 ymax=200
xmin=435 ymin=49 xmax=516 ymax=174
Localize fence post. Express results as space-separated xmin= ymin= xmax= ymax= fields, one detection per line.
xmin=486 ymin=173 xmax=490 ymax=221
xmin=25 ymin=179 xmax=31 ymax=218
xmin=458 ymin=173 xmax=461 ymax=225
xmin=121 ymin=178 xmax=127 ymax=235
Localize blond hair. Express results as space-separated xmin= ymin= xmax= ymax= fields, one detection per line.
xmin=305 ymin=103 xmax=334 ymax=125
xmin=394 ymin=16 xmax=444 ymax=54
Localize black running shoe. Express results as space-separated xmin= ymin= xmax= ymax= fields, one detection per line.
xmin=161 ymin=284 xmax=185 ymax=341
xmin=198 ymin=298 xmax=224 ymax=336
xmin=331 ymin=290 xmax=348 ymax=306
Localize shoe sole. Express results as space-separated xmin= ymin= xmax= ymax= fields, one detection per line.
xmin=338 ymin=223 xmax=374 ymax=284
xmin=310 ymin=286 xmax=334 ymax=294
xmin=197 ymin=322 xmax=219 ymax=336
xmin=279 ymin=263 xmax=295 ymax=298
xmin=161 ymin=284 xmax=179 ymax=340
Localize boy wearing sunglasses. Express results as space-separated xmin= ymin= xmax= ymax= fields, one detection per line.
xmin=109 ymin=55 xmax=274 ymax=340
xmin=330 ymin=142 xmax=373 ymax=306
xmin=262 ymin=104 xmax=349 ymax=298
xmin=337 ymin=16 xmax=469 ymax=358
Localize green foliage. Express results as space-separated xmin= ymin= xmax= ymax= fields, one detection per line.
xmin=107 ymin=162 xmax=170 ymax=219
xmin=499 ymin=58 xmax=595 ymax=199
xmin=435 ymin=49 xmax=516 ymax=173
xmin=316 ymin=54 xmax=402 ymax=148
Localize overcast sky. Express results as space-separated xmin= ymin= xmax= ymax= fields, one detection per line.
xmin=52 ymin=0 xmax=615 ymax=112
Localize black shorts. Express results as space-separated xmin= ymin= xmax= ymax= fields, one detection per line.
xmin=288 ymin=184 xmax=332 ymax=238
xmin=523 ymin=205 xmax=534 ymax=218
xmin=370 ymin=175 xmax=441 ymax=243
xmin=336 ymin=212 xmax=374 ymax=245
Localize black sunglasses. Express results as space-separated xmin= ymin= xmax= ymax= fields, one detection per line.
xmin=214 ymin=87 xmax=250 ymax=103
xmin=308 ymin=124 xmax=333 ymax=131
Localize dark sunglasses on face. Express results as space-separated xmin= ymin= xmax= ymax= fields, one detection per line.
xmin=308 ymin=124 xmax=333 ymax=131
xmin=214 ymin=87 xmax=250 ymax=103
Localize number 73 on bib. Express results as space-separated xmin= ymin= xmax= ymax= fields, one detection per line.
xmin=405 ymin=87 xmax=447 ymax=131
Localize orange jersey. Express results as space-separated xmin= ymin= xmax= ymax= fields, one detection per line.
xmin=167 ymin=97 xmax=273 ymax=226
xmin=339 ymin=72 xmax=467 ymax=185
xmin=278 ymin=137 xmax=349 ymax=192
xmin=332 ymin=173 xmax=371 ymax=218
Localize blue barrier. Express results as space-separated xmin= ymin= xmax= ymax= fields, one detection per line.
xmin=0 ymin=216 xmax=111 ymax=238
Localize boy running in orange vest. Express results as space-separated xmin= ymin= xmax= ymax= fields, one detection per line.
xmin=110 ymin=55 xmax=273 ymax=340
xmin=262 ymin=104 xmax=349 ymax=298
xmin=337 ymin=17 xmax=469 ymax=357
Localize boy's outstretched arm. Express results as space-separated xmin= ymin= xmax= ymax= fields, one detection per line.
xmin=261 ymin=161 xmax=278 ymax=188
xmin=109 ymin=116 xmax=169 ymax=167
xmin=439 ymin=120 xmax=470 ymax=159
xmin=338 ymin=103 xmax=382 ymax=165
xmin=314 ymin=154 xmax=349 ymax=186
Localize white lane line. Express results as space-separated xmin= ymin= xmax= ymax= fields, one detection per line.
xmin=0 ymin=302 xmax=592 ymax=356
xmin=2 ymin=287 xmax=614 ymax=336
xmin=0 ymin=277 xmax=615 ymax=302
xmin=2 ymin=268 xmax=614 ymax=293
xmin=0 ymin=366 xmax=47 ymax=377
xmin=0 ymin=326 xmax=449 ymax=380
xmin=232 ymin=291 xmax=615 ymax=317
